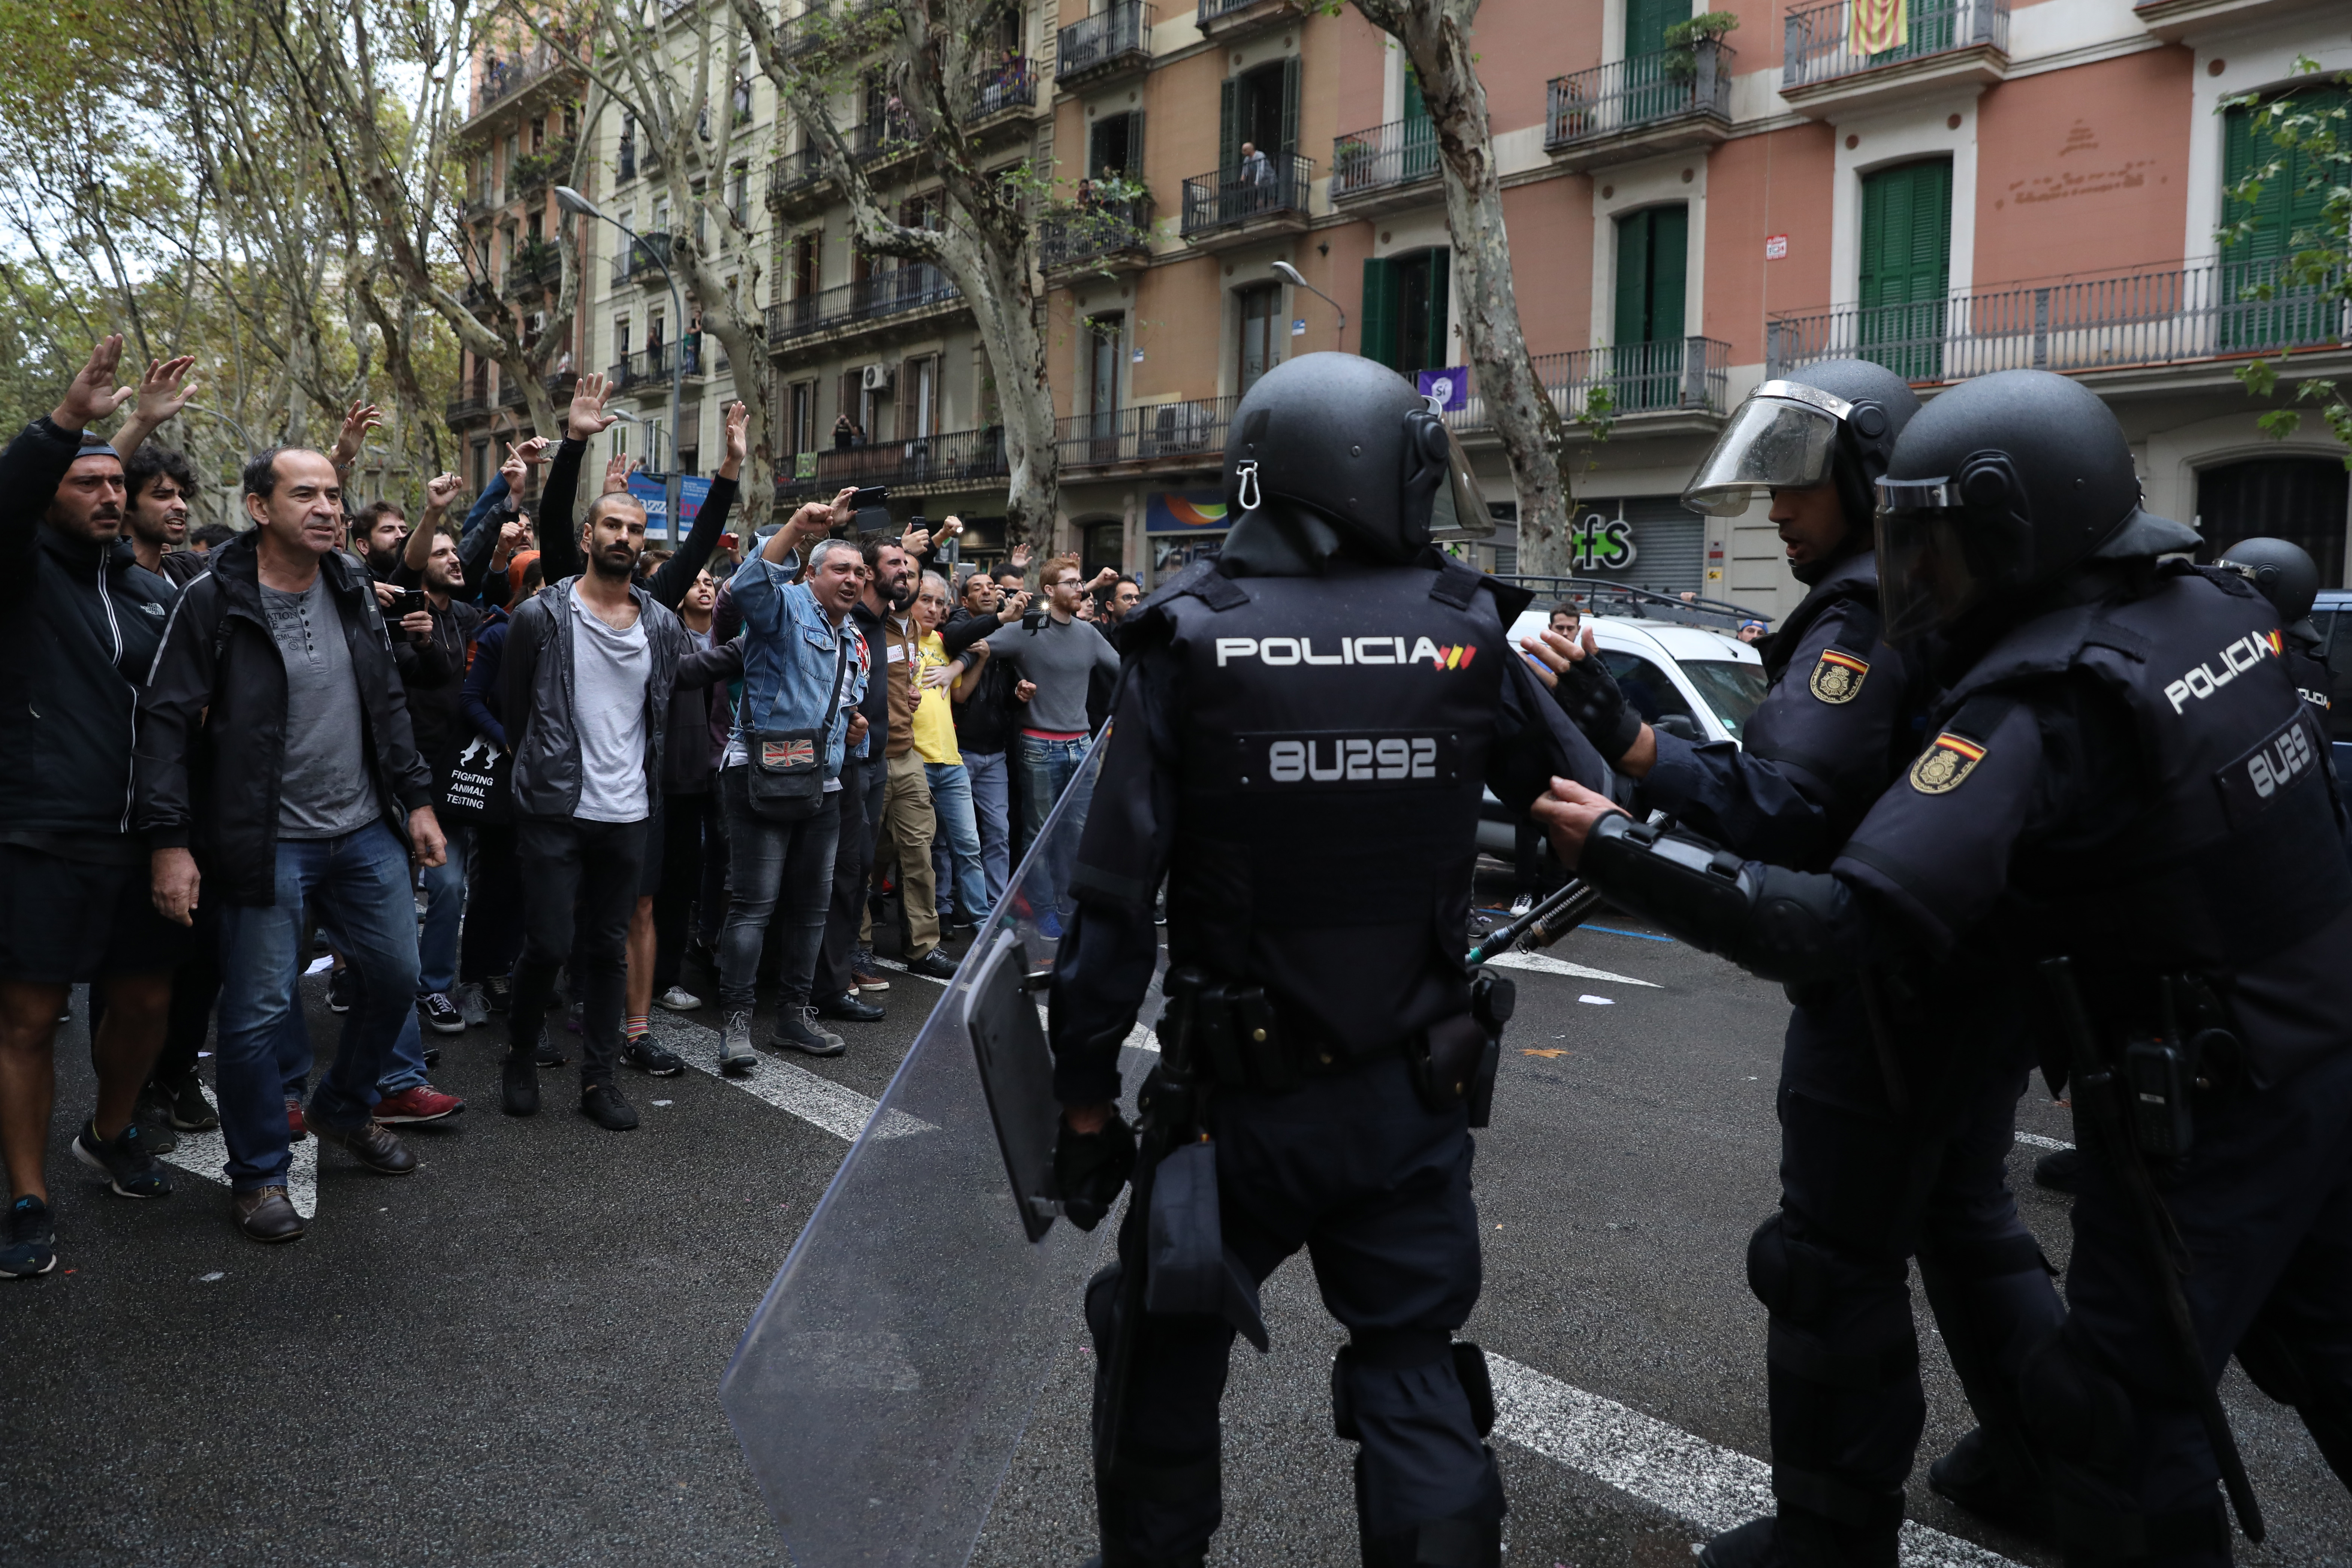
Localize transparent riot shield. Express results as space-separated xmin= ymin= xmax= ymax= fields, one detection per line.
xmin=720 ymin=726 xmax=1165 ymax=1567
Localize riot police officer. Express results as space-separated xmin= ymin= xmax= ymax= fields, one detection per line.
xmin=1539 ymin=369 xmax=2352 ymax=1567
xmin=1047 ymin=352 xmax=1600 ymax=1568
xmin=2214 ymin=536 xmax=2333 ymax=718
xmin=1534 ymin=361 xmax=2065 ymax=1565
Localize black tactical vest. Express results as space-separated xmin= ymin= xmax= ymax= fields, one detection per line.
xmin=1151 ymin=555 xmax=1522 ymax=1060
xmin=1936 ymin=563 xmax=2351 ymax=997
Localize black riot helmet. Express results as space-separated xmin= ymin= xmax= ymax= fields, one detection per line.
xmin=2213 ymin=536 xmax=2322 ymax=643
xmin=1873 ymin=369 xmax=2198 ymax=645
xmin=1220 ymin=351 xmax=1491 ymax=566
xmin=1682 ymin=359 xmax=1921 ymax=554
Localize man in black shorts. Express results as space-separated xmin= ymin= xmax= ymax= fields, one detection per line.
xmin=0 ymin=335 xmax=189 ymax=1278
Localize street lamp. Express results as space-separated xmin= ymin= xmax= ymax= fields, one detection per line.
xmin=556 ymin=184 xmax=684 ymax=474
xmin=1271 ymin=260 xmax=1346 ymax=353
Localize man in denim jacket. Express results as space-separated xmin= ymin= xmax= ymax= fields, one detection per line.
xmin=713 ymin=528 xmax=869 ymax=1068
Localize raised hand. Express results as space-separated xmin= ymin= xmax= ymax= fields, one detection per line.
xmin=900 ymin=526 xmax=932 ymax=558
xmin=500 ymin=448 xmax=528 ymax=491
xmin=566 ymin=372 xmax=619 ymax=440
xmin=331 ymin=400 xmax=384 ymax=470
xmin=724 ymin=401 xmax=749 ymax=467
xmin=511 ymin=435 xmax=550 ymax=466
xmin=424 ymin=472 xmax=465 ymax=513
xmin=53 ymin=334 xmax=134 ymax=430
xmin=133 ymin=355 xmax=199 ymax=428
xmin=1008 ymin=541 xmax=1033 ymax=570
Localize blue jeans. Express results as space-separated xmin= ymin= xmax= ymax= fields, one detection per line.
xmin=215 ymin=824 xmax=422 ymax=1191
xmin=417 ymin=822 xmax=472 ymax=996
xmin=965 ymin=749 xmax=1012 ymax=910
xmin=315 ymin=910 xmax=429 ymax=1096
xmin=926 ymin=761 xmax=989 ymax=922
xmin=717 ymin=767 xmax=842 ymax=1015
xmin=1017 ymin=732 xmax=1093 ymax=918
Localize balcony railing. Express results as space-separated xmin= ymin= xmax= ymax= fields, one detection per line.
xmin=769 ymin=145 xmax=832 ymax=202
xmin=851 ymin=114 xmax=917 ymax=166
xmin=610 ymin=231 xmax=676 ymax=287
xmin=470 ymin=39 xmax=576 ymax=118
xmin=1438 ymin=337 xmax=1731 ymax=432
xmin=508 ymin=139 xmax=575 ymax=197
xmin=1057 ymin=396 xmax=1238 ymax=470
xmin=1783 ymin=0 xmax=2008 ymax=93
xmin=763 ymin=265 xmax=961 ymax=344
xmin=609 ymin=341 xmax=706 ymax=393
xmin=503 ymin=240 xmax=564 ymax=297
xmin=1546 ymin=40 xmax=1734 ymax=151
xmin=445 ymin=396 xmax=489 ymax=425
xmin=1196 ymin=0 xmax=1298 ymax=27
xmin=1331 ymin=118 xmax=1439 ymax=202
xmin=1057 ymin=1 xmax=1151 ymax=81
xmin=1766 ymin=257 xmax=2351 ymax=384
xmin=1039 ymin=197 xmax=1154 ymax=271
xmin=777 ymin=423 xmax=1011 ymax=500
xmin=966 ymin=57 xmax=1036 ymax=121
xmin=1180 ymin=154 xmax=1314 ymax=239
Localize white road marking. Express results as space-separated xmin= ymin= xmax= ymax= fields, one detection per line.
xmin=644 ymin=1013 xmax=928 ymax=1142
xmin=1485 ymin=951 xmax=1662 ymax=988
xmin=1486 ymin=1354 xmax=2021 ymax=1567
xmin=2013 ymin=1131 xmax=2072 ymax=1152
xmin=160 ymin=1129 xmax=319 ymax=1219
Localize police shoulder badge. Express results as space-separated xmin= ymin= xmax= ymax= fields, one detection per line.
xmin=1909 ymin=731 xmax=1986 ymax=795
xmin=1809 ymin=649 xmax=1870 ymax=704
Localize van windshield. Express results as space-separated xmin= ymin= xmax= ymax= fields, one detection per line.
xmin=1678 ymin=659 xmax=1769 ymax=743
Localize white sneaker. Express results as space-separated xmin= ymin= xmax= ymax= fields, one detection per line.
xmin=719 ymin=1011 xmax=756 ymax=1075
xmin=1509 ymin=894 xmax=1535 ymax=917
xmin=656 ymin=985 xmax=703 ymax=1013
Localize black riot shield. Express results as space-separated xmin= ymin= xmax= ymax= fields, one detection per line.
xmin=719 ymin=729 xmax=1165 ymax=1567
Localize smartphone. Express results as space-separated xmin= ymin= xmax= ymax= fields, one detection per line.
xmin=718 ymin=532 xmax=739 ymax=550
xmin=849 ymin=484 xmax=890 ymax=508
xmin=388 ymin=589 xmax=429 ymax=618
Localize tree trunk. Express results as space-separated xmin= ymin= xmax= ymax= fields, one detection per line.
xmin=1352 ymin=0 xmax=1578 ymax=576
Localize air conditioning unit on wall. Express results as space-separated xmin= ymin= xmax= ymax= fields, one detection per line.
xmin=862 ymin=362 xmax=894 ymax=393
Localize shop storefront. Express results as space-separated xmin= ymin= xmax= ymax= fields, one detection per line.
xmin=1145 ymin=491 xmax=1229 ymax=585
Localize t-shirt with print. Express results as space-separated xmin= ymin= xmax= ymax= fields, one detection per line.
xmin=261 ymin=574 xmax=381 ymax=839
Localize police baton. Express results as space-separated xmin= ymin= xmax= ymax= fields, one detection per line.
xmin=1466 ymin=878 xmax=1603 ymax=967
xmin=2039 ymin=956 xmax=2264 ymax=1544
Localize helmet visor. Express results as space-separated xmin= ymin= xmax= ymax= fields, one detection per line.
xmin=1874 ymin=483 xmax=1996 ymax=646
xmin=1426 ymin=421 xmax=1495 ymax=540
xmin=1680 ymin=383 xmax=1851 ymax=516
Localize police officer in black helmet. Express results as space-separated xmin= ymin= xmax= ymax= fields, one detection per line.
xmin=2214 ymin=536 xmax=2334 ymax=720
xmin=1048 ymin=351 xmax=1603 ymax=1568
xmin=1531 ymin=360 xmax=2066 ymax=1565
xmin=1539 ymin=368 xmax=2352 ymax=1567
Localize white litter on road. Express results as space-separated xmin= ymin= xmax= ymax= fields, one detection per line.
xmin=646 ymin=1013 xmax=929 ymax=1142
xmin=1484 ymin=951 xmax=1661 ymax=988
xmin=1487 ymin=1353 xmax=2020 ymax=1567
xmin=304 ymin=955 xmax=334 ymax=976
xmin=1578 ymin=994 xmax=1615 ymax=1006
xmin=159 ymin=1127 xmax=318 ymax=1218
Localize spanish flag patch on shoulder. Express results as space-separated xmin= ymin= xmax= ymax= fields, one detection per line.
xmin=1909 ymin=732 xmax=1986 ymax=795
xmin=1809 ymin=648 xmax=1870 ymax=704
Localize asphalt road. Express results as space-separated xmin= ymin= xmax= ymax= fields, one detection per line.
xmin=5 ymin=905 xmax=2348 ymax=1567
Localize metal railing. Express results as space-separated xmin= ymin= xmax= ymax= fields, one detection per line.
xmin=1331 ymin=118 xmax=1439 ymax=202
xmin=769 ymin=145 xmax=831 ymax=200
xmin=763 ymin=265 xmax=961 ymax=344
xmin=471 ymin=39 xmax=576 ymax=118
xmin=1056 ymin=396 xmax=1238 ymax=469
xmin=777 ymin=423 xmax=1011 ymax=499
xmin=1180 ymin=154 xmax=1314 ymax=238
xmin=1039 ymin=197 xmax=1154 ymax=270
xmin=1546 ymin=39 xmax=1734 ymax=151
xmin=1197 ymin=0 xmax=1296 ymax=24
xmin=1764 ymin=257 xmax=2352 ymax=384
xmin=504 ymin=240 xmax=563 ymax=296
xmin=1058 ymin=0 xmax=1151 ymax=80
xmin=445 ymin=396 xmax=489 ymax=425
xmin=851 ymin=114 xmax=918 ymax=166
xmin=1783 ymin=0 xmax=2008 ymax=93
xmin=508 ymin=139 xmax=575 ymax=196
xmin=610 ymin=341 xmax=705 ymax=392
xmin=966 ymin=57 xmax=1036 ymax=120
xmin=1440 ymin=337 xmax=1732 ymax=432
xmin=610 ymin=231 xmax=676 ymax=287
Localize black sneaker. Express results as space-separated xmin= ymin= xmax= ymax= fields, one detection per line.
xmin=908 ymin=948 xmax=958 ymax=981
xmin=622 ymin=1036 xmax=685 ymax=1076
xmin=534 ymin=1039 xmax=567 ymax=1068
xmin=769 ymin=1007 xmax=847 ymax=1057
xmin=2033 ymin=1147 xmax=2085 ymax=1194
xmin=1 ymin=1195 xmax=57 ymax=1278
xmin=160 ymin=1073 xmax=218 ymax=1131
xmin=483 ymin=973 xmax=514 ymax=1013
xmin=417 ymin=992 xmax=465 ymax=1036
xmin=71 ymin=1120 xmax=174 ymax=1198
xmin=580 ymin=1080 xmax=640 ymax=1131
xmin=133 ymin=1084 xmax=182 ymax=1155
xmin=327 ymin=966 xmax=356 ymax=1013
xmin=815 ymin=990 xmax=885 ymax=1023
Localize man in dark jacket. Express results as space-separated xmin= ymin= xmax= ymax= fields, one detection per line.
xmin=0 ymin=336 xmax=187 ymax=1280
xmin=943 ymin=567 xmax=1029 ymax=910
xmin=138 ymin=445 xmax=448 ymax=1245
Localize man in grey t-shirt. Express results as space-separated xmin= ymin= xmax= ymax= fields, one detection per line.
xmin=262 ymin=574 xmax=382 ymax=837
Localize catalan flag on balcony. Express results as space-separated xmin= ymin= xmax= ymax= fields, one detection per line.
xmin=1848 ymin=0 xmax=1906 ymax=55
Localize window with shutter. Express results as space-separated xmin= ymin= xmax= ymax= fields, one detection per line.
xmin=1624 ymin=0 xmax=1675 ymax=58
xmin=1219 ymin=77 xmax=1240 ymax=179
xmin=2220 ymin=87 xmax=2348 ymax=349
xmin=1361 ymin=257 xmax=1401 ymax=369
xmin=1279 ymin=54 xmax=1301 ymax=158
xmin=1613 ymin=205 xmax=1687 ymax=409
xmin=1857 ymin=160 xmax=1950 ymax=380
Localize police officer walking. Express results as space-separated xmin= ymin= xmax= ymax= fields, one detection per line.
xmin=1539 ymin=369 xmax=2352 ymax=1567
xmin=2214 ymin=536 xmax=2334 ymax=720
xmin=1534 ymin=361 xmax=2067 ymax=1563
xmin=1046 ymin=352 xmax=1598 ymax=1568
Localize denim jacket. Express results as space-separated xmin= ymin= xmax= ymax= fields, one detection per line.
xmin=729 ymin=556 xmax=870 ymax=781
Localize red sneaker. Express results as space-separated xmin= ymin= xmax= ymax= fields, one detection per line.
xmin=286 ymin=1099 xmax=308 ymax=1140
xmin=372 ymin=1085 xmax=465 ymax=1124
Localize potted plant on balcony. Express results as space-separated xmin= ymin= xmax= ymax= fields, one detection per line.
xmin=1334 ymin=136 xmax=1376 ymax=189
xmin=1661 ymin=12 xmax=1737 ymax=82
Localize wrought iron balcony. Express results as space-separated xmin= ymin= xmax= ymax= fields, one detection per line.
xmin=851 ymin=114 xmax=918 ymax=168
xmin=1039 ymin=197 xmax=1154 ymax=273
xmin=1439 ymin=337 xmax=1732 ymax=433
xmin=469 ymin=39 xmax=577 ymax=121
xmin=1057 ymin=396 xmax=1238 ymax=471
xmin=768 ymin=145 xmax=833 ymax=208
xmin=444 ymin=396 xmax=490 ymax=426
xmin=503 ymin=239 xmax=564 ymax=297
xmin=1764 ymin=257 xmax=2351 ymax=385
xmin=1545 ymin=40 xmax=1734 ymax=168
xmin=1180 ymin=154 xmax=1313 ymax=243
xmin=1058 ymin=1 xmax=1151 ymax=84
xmin=508 ymin=139 xmax=575 ymax=197
xmin=763 ymin=265 xmax=961 ymax=345
xmin=609 ymin=340 xmax=705 ymax=393
xmin=1330 ymin=118 xmax=1439 ymax=206
xmin=610 ymin=231 xmax=676 ymax=287
xmin=1782 ymin=0 xmax=2008 ymax=108
xmin=1195 ymin=0 xmax=1301 ymax=40
xmin=965 ymin=57 xmax=1036 ymax=124
xmin=776 ymin=423 xmax=1011 ymax=501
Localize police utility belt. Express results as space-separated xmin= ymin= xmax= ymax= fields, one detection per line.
xmin=1156 ymin=964 xmax=1515 ymax=1127
xmin=2063 ymin=968 xmax=2246 ymax=1166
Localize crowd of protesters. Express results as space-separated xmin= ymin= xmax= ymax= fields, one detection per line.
xmin=0 ymin=339 xmax=1137 ymax=1274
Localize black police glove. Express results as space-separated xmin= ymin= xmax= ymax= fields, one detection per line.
xmin=1054 ymin=1114 xmax=1138 ymax=1232
xmin=1552 ymin=653 xmax=1645 ymax=764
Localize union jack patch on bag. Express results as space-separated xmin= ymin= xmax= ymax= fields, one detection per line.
xmin=761 ymin=737 xmax=817 ymax=770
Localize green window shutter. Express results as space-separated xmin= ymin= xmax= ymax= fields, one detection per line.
xmin=1280 ymin=55 xmax=1302 ymax=159
xmin=1859 ymin=160 xmax=1951 ymax=309
xmin=2225 ymin=87 xmax=2349 ymax=261
xmin=1614 ymin=210 xmax=1652 ymax=349
xmin=1131 ymin=111 xmax=1145 ymax=183
xmin=1426 ymin=248 xmax=1452 ymax=366
xmin=1649 ymin=205 xmax=1687 ymax=341
xmin=1403 ymin=66 xmax=1428 ymax=129
xmin=1625 ymin=0 xmax=1675 ymax=57
xmin=1220 ymin=77 xmax=1239 ymax=176
xmin=1361 ymin=257 xmax=1401 ymax=369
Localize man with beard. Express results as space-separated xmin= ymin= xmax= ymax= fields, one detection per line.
xmin=0 ymin=336 xmax=188 ymax=1278
xmin=355 ymin=501 xmax=410 ymax=581
xmin=495 ymin=374 xmax=693 ymax=1131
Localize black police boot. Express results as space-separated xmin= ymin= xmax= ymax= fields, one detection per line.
xmin=1699 ymin=1507 xmax=1899 ymax=1568
xmin=1927 ymin=1427 xmax=2054 ymax=1543
xmin=2032 ymin=1146 xmax=2086 ymax=1194
xmin=1696 ymin=1517 xmax=1783 ymax=1568
xmin=1360 ymin=1517 xmax=1502 ymax=1568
